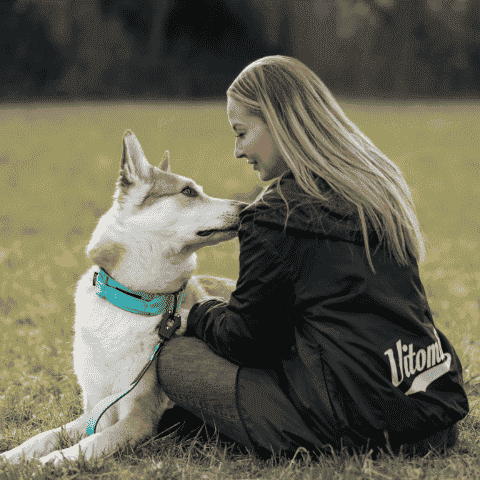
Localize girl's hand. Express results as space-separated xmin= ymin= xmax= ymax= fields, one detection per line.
xmin=175 ymin=276 xmax=219 ymax=336
xmin=175 ymin=296 xmax=218 ymax=336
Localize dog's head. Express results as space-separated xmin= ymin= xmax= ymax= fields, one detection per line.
xmin=112 ymin=130 xmax=247 ymax=251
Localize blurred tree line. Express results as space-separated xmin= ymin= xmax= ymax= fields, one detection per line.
xmin=1 ymin=0 xmax=479 ymax=102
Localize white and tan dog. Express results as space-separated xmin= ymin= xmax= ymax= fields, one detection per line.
xmin=1 ymin=130 xmax=247 ymax=466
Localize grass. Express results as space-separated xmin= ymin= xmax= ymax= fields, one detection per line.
xmin=0 ymin=100 xmax=479 ymax=478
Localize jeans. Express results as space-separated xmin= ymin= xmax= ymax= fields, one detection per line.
xmin=156 ymin=336 xmax=256 ymax=455
xmin=156 ymin=336 xmax=459 ymax=460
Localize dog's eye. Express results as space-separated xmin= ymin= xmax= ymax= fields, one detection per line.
xmin=181 ymin=186 xmax=196 ymax=197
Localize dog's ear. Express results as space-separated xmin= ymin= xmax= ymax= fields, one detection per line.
xmin=120 ymin=130 xmax=152 ymax=185
xmin=159 ymin=150 xmax=171 ymax=173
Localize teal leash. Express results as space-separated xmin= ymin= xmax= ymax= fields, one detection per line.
xmin=86 ymin=270 xmax=186 ymax=436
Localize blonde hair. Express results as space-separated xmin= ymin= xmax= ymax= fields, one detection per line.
xmin=227 ymin=55 xmax=426 ymax=275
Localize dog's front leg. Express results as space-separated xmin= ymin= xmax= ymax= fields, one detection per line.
xmin=37 ymin=410 xmax=156 ymax=467
xmin=38 ymin=360 xmax=174 ymax=467
xmin=0 ymin=412 xmax=90 ymax=465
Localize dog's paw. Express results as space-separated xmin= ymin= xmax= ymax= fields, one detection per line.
xmin=1 ymin=448 xmax=33 ymax=465
xmin=39 ymin=450 xmax=66 ymax=467
xmin=39 ymin=446 xmax=80 ymax=467
xmin=0 ymin=451 xmax=16 ymax=465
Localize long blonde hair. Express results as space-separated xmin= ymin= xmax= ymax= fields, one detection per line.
xmin=227 ymin=55 xmax=426 ymax=275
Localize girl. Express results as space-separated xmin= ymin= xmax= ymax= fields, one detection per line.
xmin=156 ymin=55 xmax=469 ymax=461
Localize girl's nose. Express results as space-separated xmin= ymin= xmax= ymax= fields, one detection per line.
xmin=234 ymin=149 xmax=244 ymax=159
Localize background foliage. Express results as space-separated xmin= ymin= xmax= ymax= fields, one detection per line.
xmin=2 ymin=0 xmax=480 ymax=102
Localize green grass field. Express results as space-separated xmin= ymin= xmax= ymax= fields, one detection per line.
xmin=0 ymin=100 xmax=479 ymax=478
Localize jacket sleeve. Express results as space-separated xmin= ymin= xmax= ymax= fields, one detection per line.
xmin=184 ymin=212 xmax=296 ymax=367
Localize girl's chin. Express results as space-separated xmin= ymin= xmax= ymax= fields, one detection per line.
xmin=253 ymin=164 xmax=276 ymax=182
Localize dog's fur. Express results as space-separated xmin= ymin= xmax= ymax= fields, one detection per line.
xmin=1 ymin=130 xmax=247 ymax=466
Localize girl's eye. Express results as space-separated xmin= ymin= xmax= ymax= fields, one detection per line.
xmin=181 ymin=186 xmax=196 ymax=197
xmin=235 ymin=134 xmax=244 ymax=138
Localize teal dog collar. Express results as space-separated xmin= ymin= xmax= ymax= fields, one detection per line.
xmin=93 ymin=268 xmax=180 ymax=316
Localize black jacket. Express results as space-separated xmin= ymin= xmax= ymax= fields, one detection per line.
xmin=185 ymin=171 xmax=469 ymax=456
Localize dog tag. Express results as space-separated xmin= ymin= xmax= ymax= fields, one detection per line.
xmin=158 ymin=313 xmax=181 ymax=340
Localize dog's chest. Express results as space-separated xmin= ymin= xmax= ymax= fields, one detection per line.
xmin=77 ymin=305 xmax=159 ymax=364
xmin=73 ymin=269 xmax=164 ymax=393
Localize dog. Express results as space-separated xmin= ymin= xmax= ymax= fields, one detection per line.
xmin=1 ymin=130 xmax=247 ymax=466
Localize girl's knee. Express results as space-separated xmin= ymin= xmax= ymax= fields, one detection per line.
xmin=156 ymin=336 xmax=204 ymax=385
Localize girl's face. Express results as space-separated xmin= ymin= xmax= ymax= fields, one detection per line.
xmin=227 ymin=97 xmax=290 ymax=182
